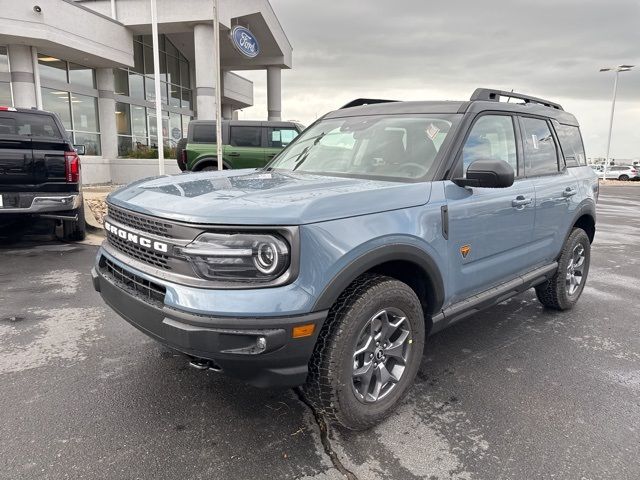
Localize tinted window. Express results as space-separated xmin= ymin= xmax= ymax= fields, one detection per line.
xmin=192 ymin=124 xmax=216 ymax=143
xmin=554 ymin=122 xmax=586 ymax=167
xmin=462 ymin=115 xmax=517 ymax=176
xmin=268 ymin=127 xmax=299 ymax=148
xmin=521 ymin=117 xmax=559 ymax=176
xmin=230 ymin=126 xmax=261 ymax=147
xmin=0 ymin=112 xmax=62 ymax=138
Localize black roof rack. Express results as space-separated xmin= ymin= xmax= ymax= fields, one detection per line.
xmin=470 ymin=88 xmax=563 ymax=111
xmin=340 ymin=98 xmax=399 ymax=109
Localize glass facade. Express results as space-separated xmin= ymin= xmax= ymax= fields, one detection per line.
xmin=38 ymin=54 xmax=100 ymax=154
xmin=2 ymin=35 xmax=193 ymax=159
xmin=114 ymin=34 xmax=193 ymax=156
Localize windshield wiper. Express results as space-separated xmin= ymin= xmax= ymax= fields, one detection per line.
xmin=292 ymin=132 xmax=326 ymax=171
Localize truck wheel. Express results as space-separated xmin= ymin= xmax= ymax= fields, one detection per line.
xmin=303 ymin=274 xmax=425 ymax=430
xmin=175 ymin=138 xmax=188 ymax=171
xmin=535 ymin=228 xmax=590 ymax=310
xmin=62 ymin=204 xmax=86 ymax=242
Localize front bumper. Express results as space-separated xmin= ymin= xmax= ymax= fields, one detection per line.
xmin=92 ymin=260 xmax=327 ymax=388
xmin=0 ymin=192 xmax=81 ymax=214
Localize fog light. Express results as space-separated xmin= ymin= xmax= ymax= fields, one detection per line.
xmin=292 ymin=323 xmax=315 ymax=339
xmin=256 ymin=336 xmax=267 ymax=351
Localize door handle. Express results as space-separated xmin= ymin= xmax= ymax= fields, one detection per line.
xmin=562 ymin=187 xmax=577 ymax=198
xmin=512 ymin=196 xmax=532 ymax=208
xmin=228 ymin=152 xmax=240 ymax=157
xmin=267 ymin=153 xmax=276 ymax=158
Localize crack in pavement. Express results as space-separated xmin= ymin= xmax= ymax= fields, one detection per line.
xmin=293 ymin=387 xmax=358 ymax=480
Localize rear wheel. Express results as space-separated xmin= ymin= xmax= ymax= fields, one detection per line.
xmin=61 ymin=204 xmax=86 ymax=242
xmin=619 ymin=174 xmax=629 ymax=181
xmin=535 ymin=228 xmax=590 ymax=310
xmin=175 ymin=138 xmax=188 ymax=171
xmin=303 ymin=274 xmax=425 ymax=430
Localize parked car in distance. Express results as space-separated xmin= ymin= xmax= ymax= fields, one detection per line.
xmin=93 ymin=88 xmax=598 ymax=430
xmin=601 ymin=165 xmax=639 ymax=181
xmin=0 ymin=106 xmax=86 ymax=240
xmin=176 ymin=120 xmax=304 ymax=172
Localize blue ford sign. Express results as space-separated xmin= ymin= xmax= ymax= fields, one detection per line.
xmin=230 ymin=26 xmax=259 ymax=58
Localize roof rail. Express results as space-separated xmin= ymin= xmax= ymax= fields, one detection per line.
xmin=340 ymin=98 xmax=398 ymax=109
xmin=470 ymin=88 xmax=563 ymax=111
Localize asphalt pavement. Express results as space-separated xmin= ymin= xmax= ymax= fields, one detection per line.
xmin=0 ymin=185 xmax=638 ymax=480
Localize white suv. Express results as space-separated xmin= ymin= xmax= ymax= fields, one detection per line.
xmin=603 ymin=165 xmax=639 ymax=181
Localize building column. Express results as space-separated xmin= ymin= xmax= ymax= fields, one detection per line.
xmin=8 ymin=45 xmax=37 ymax=108
xmin=222 ymin=104 xmax=233 ymax=120
xmin=267 ymin=66 xmax=282 ymax=121
xmin=96 ymin=68 xmax=118 ymax=160
xmin=193 ymin=23 xmax=218 ymax=120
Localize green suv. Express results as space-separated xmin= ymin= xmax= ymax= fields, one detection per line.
xmin=176 ymin=120 xmax=304 ymax=172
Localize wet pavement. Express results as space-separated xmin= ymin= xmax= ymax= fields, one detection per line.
xmin=0 ymin=185 xmax=638 ymax=479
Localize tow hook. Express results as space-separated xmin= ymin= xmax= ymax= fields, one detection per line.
xmin=188 ymin=358 xmax=222 ymax=372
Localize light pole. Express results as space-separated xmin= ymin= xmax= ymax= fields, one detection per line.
xmin=599 ymin=64 xmax=633 ymax=181
xmin=212 ymin=0 xmax=223 ymax=171
xmin=150 ymin=0 xmax=164 ymax=175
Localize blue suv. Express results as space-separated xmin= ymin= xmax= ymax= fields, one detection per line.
xmin=92 ymin=89 xmax=598 ymax=430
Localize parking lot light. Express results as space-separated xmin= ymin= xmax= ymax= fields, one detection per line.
xmin=600 ymin=65 xmax=634 ymax=181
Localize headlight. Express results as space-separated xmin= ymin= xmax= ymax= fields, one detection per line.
xmin=177 ymin=232 xmax=290 ymax=283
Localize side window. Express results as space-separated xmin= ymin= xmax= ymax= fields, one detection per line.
xmin=229 ymin=126 xmax=261 ymax=147
xmin=192 ymin=124 xmax=216 ymax=143
xmin=268 ymin=127 xmax=299 ymax=148
xmin=462 ymin=115 xmax=517 ymax=176
xmin=554 ymin=122 xmax=586 ymax=167
xmin=521 ymin=117 xmax=559 ymax=176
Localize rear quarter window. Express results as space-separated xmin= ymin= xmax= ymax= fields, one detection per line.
xmin=554 ymin=122 xmax=586 ymax=167
xmin=0 ymin=112 xmax=62 ymax=139
xmin=191 ymin=124 xmax=216 ymax=143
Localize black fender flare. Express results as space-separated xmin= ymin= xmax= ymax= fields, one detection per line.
xmin=192 ymin=156 xmax=231 ymax=171
xmin=564 ymin=199 xmax=596 ymax=245
xmin=312 ymin=244 xmax=445 ymax=314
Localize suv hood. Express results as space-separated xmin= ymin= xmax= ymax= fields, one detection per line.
xmin=107 ymin=169 xmax=432 ymax=225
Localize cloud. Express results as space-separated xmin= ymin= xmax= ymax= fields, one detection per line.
xmin=237 ymin=0 xmax=640 ymax=159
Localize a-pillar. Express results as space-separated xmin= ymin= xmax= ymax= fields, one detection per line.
xmin=193 ymin=23 xmax=218 ymax=120
xmin=8 ymin=45 xmax=37 ymax=108
xmin=96 ymin=68 xmax=118 ymax=159
xmin=267 ymin=66 xmax=281 ymax=121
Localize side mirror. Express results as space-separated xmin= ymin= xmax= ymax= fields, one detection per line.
xmin=453 ymin=159 xmax=515 ymax=188
xmin=73 ymin=144 xmax=86 ymax=155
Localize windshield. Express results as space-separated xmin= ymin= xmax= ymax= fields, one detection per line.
xmin=265 ymin=114 xmax=460 ymax=181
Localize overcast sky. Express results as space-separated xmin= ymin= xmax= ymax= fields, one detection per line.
xmin=237 ymin=0 xmax=640 ymax=160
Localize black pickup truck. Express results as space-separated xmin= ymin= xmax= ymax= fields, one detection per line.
xmin=0 ymin=107 xmax=86 ymax=241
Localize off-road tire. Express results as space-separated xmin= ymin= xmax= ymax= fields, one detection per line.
xmin=175 ymin=138 xmax=188 ymax=171
xmin=303 ymin=274 xmax=425 ymax=430
xmin=61 ymin=204 xmax=86 ymax=242
xmin=535 ymin=228 xmax=590 ymax=310
xmin=200 ymin=165 xmax=218 ymax=172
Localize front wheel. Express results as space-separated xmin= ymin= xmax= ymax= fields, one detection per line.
xmin=303 ymin=275 xmax=425 ymax=430
xmin=535 ymin=228 xmax=590 ymax=310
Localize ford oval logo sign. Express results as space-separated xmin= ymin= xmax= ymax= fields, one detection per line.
xmin=230 ymin=26 xmax=260 ymax=58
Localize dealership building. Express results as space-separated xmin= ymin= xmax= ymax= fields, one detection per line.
xmin=0 ymin=0 xmax=292 ymax=183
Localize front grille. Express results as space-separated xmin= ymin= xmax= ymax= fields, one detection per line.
xmin=106 ymin=230 xmax=171 ymax=270
xmin=100 ymin=257 xmax=166 ymax=306
xmin=108 ymin=205 xmax=174 ymax=238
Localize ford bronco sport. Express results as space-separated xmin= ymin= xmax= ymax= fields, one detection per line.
xmin=93 ymin=89 xmax=598 ymax=430
xmin=176 ymin=120 xmax=304 ymax=172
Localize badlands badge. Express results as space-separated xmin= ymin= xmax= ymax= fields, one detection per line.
xmin=460 ymin=244 xmax=471 ymax=259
